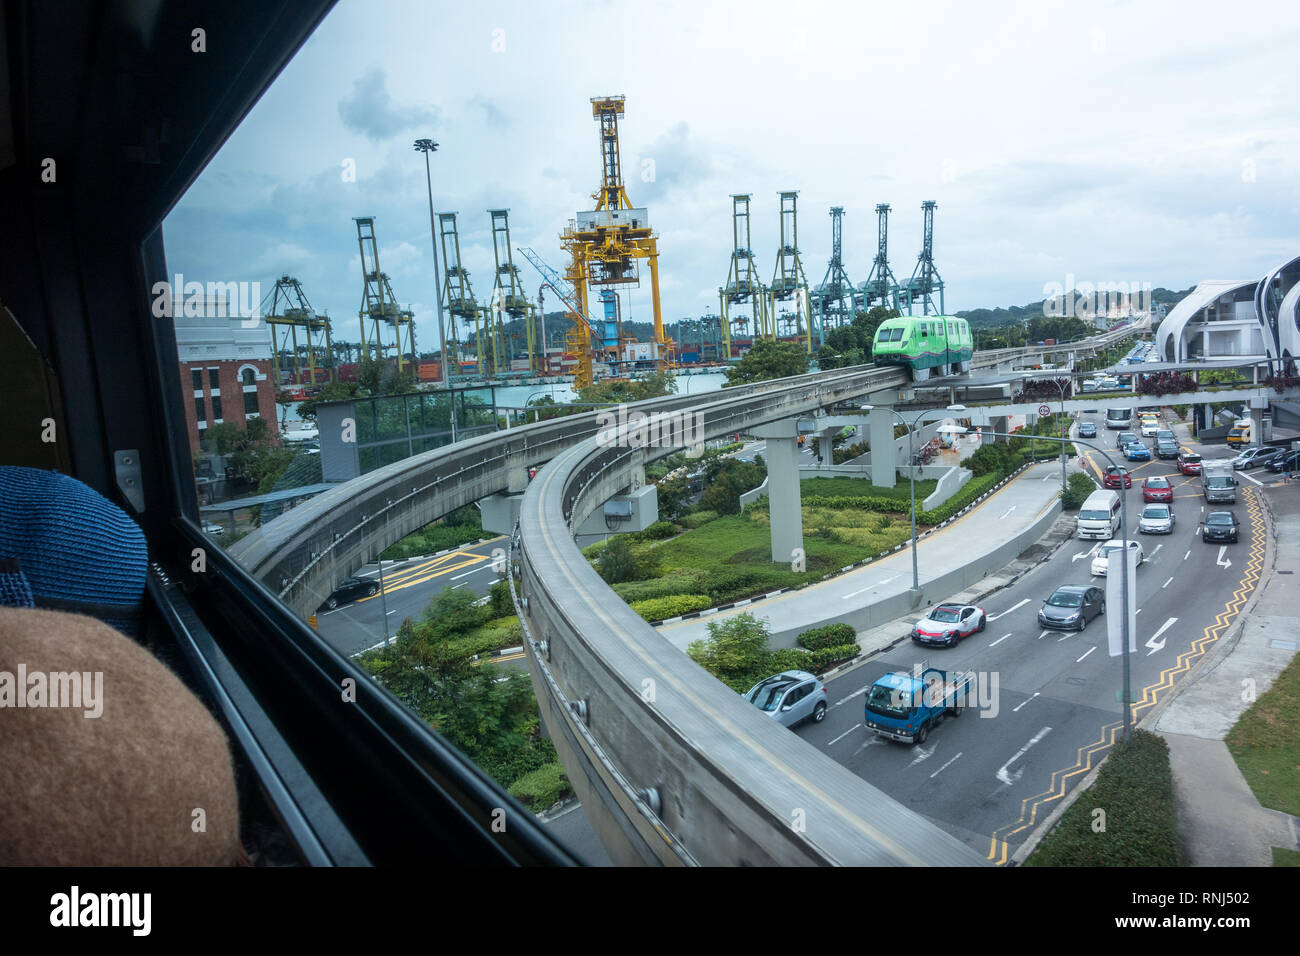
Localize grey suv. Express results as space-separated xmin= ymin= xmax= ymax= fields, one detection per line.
xmin=744 ymin=670 xmax=828 ymax=728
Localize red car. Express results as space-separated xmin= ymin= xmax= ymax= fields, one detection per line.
xmin=1103 ymin=465 xmax=1132 ymax=489
xmin=1142 ymin=476 xmax=1173 ymax=502
xmin=1178 ymin=452 xmax=1203 ymax=476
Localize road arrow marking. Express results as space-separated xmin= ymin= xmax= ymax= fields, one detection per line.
xmin=997 ymin=726 xmax=1052 ymax=785
xmin=988 ymin=599 xmax=1029 ymax=621
xmin=1217 ymin=546 xmax=1232 ymax=569
xmin=909 ymin=744 xmax=937 ymax=767
xmin=1038 ymin=629 xmax=1050 ymax=640
xmin=999 ymin=505 xmax=1017 ymax=519
xmin=1146 ymin=617 xmax=1178 ymax=656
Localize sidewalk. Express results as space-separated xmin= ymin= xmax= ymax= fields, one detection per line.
xmin=1148 ymin=421 xmax=1300 ymax=865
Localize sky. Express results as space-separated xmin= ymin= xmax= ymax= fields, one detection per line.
xmin=162 ymin=0 xmax=1300 ymax=352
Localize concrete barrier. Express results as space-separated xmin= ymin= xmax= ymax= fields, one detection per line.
xmin=922 ymin=466 xmax=972 ymax=511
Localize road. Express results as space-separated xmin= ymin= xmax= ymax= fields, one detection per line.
xmin=782 ymin=407 xmax=1266 ymax=862
xmin=313 ymin=536 xmax=511 ymax=659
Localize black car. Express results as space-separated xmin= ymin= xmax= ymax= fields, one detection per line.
xmin=1078 ymin=422 xmax=1097 ymax=438
xmin=1038 ymin=585 xmax=1105 ymax=632
xmin=1266 ymin=450 xmax=1300 ymax=473
xmin=1155 ymin=439 xmax=1179 ymax=459
xmin=320 ymin=576 xmax=380 ymax=610
xmin=1202 ymin=512 xmax=1240 ymax=543
xmin=1115 ymin=431 xmax=1139 ymax=449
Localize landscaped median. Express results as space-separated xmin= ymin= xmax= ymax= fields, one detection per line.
xmin=1024 ymin=729 xmax=1183 ymax=866
xmin=687 ymin=614 xmax=861 ymax=693
xmin=1225 ymin=648 xmax=1300 ymax=832
xmin=588 ymin=439 xmax=1070 ymax=626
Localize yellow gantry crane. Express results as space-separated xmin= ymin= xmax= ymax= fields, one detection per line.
xmin=354 ymin=217 xmax=415 ymax=372
xmin=559 ymin=95 xmax=673 ymax=387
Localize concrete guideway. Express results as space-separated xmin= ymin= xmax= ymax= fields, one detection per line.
xmin=659 ymin=456 xmax=1082 ymax=651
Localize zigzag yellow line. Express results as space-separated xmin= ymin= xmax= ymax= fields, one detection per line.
xmin=987 ymin=487 xmax=1264 ymax=863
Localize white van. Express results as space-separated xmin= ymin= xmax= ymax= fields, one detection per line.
xmin=1077 ymin=489 xmax=1122 ymax=540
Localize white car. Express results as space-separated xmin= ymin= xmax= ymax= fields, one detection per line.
xmin=1091 ymin=538 xmax=1144 ymax=576
xmin=910 ymin=602 xmax=987 ymax=647
xmin=201 ymin=520 xmax=226 ymax=536
xmin=1140 ymin=420 xmax=1159 ymax=437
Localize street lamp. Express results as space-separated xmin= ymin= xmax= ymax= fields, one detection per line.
xmin=945 ymin=423 xmax=1135 ymax=743
xmin=860 ymin=402 xmax=968 ymax=594
xmin=1026 ymin=372 xmax=1071 ymax=493
xmin=414 ymin=139 xmax=451 ymax=388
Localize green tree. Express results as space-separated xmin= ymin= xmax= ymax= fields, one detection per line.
xmin=297 ymin=380 xmax=358 ymax=421
xmin=723 ymin=339 xmax=810 ymax=387
xmin=357 ymin=357 xmax=416 ymax=396
xmin=687 ymin=612 xmax=771 ymax=682
xmin=597 ymin=535 xmax=642 ymax=584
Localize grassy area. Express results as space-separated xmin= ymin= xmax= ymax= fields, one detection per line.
xmin=1273 ymin=847 xmax=1300 ymax=867
xmin=801 ymin=475 xmax=938 ymax=501
xmin=1225 ymin=649 xmax=1300 ymax=817
xmin=380 ymin=506 xmax=490 ymax=560
xmin=1024 ymin=730 xmax=1182 ymax=867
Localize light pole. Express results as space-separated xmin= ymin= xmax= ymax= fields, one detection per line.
xmin=861 ymin=402 xmax=967 ymax=594
xmin=1028 ymin=372 xmax=1072 ymax=493
xmin=945 ymin=423 xmax=1134 ymax=742
xmin=414 ymin=138 xmax=450 ymax=389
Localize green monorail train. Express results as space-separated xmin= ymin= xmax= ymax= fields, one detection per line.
xmin=871 ymin=315 xmax=974 ymax=380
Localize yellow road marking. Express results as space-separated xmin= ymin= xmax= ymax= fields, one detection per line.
xmin=357 ymin=554 xmax=489 ymax=601
xmin=987 ymin=487 xmax=1265 ymax=863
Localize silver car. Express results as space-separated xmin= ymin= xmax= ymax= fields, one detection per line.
xmin=1138 ymin=504 xmax=1175 ymax=534
xmin=744 ymin=670 xmax=828 ymax=728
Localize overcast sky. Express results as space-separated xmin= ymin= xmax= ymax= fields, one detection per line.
xmin=162 ymin=0 xmax=1300 ymax=350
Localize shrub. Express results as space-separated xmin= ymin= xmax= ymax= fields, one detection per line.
xmin=629 ymin=593 xmax=713 ymax=621
xmin=1025 ymin=730 xmax=1181 ymax=866
xmin=611 ymin=568 xmax=709 ymax=603
xmin=507 ymin=761 xmax=572 ymax=814
xmin=681 ymin=510 xmax=719 ymax=529
xmin=833 ymin=440 xmax=869 ymax=464
xmin=1059 ymin=472 xmax=1097 ymax=511
xmin=627 ymin=520 xmax=677 ymax=542
xmin=703 ymin=568 xmax=778 ymax=604
xmin=797 ymin=622 xmax=856 ymax=651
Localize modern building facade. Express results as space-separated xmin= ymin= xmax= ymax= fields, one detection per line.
xmin=1156 ymin=257 xmax=1300 ymax=373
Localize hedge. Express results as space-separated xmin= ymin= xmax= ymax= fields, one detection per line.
xmin=507 ymin=761 xmax=573 ymax=814
xmin=681 ymin=510 xmax=720 ymax=529
xmin=768 ymin=643 xmax=861 ymax=675
xmin=611 ymin=568 xmax=709 ymax=603
xmin=1060 ymin=472 xmax=1097 ymax=511
xmin=629 ymin=593 xmax=713 ymax=621
xmin=626 ymin=520 xmax=678 ymax=542
xmin=1025 ymin=729 xmax=1182 ymax=866
xmin=797 ymin=622 xmax=856 ymax=651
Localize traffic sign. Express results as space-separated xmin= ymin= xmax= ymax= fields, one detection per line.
xmin=1038 ymin=404 xmax=1051 ymax=416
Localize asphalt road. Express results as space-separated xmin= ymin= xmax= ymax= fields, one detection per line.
xmin=313 ymin=536 xmax=509 ymax=659
xmin=782 ymin=407 xmax=1267 ymax=863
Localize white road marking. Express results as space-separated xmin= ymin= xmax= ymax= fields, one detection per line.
xmin=828 ymin=725 xmax=861 ymax=746
xmin=930 ymin=752 xmax=963 ymax=779
xmin=1038 ymin=629 xmax=1049 ymax=640
xmin=1184 ymin=550 xmax=1190 ymax=561
xmin=386 ymin=610 xmax=398 ymax=615
xmin=989 ymin=599 xmax=1029 ymax=621
xmin=988 ymin=632 xmax=1013 ymax=647
xmin=997 ymin=726 xmax=1052 ymax=785
xmin=1237 ymin=470 xmax=1265 ymax=487
xmin=833 ymin=686 xmax=869 ymax=707
xmin=999 ymin=506 xmax=1018 ymax=519
xmin=450 ymin=564 xmax=492 ymax=581
xmin=842 ymin=575 xmax=898 ymax=600
xmin=1150 ymin=544 xmax=1163 ymax=559
xmin=1163 ymin=576 xmax=1174 ymax=588
xmin=909 ymin=744 xmax=937 ymax=767
xmin=1076 ymin=646 xmax=1097 ymax=663
xmin=1012 ymin=693 xmax=1040 ymax=713
xmin=1217 ymin=546 xmax=1232 ymax=569
xmin=1145 ymin=617 xmax=1178 ymax=656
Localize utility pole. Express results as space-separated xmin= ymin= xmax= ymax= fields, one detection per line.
xmin=414 ymin=138 xmax=450 ymax=388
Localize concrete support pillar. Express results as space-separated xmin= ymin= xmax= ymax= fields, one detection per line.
xmin=1202 ymin=403 xmax=1214 ymax=431
xmin=815 ymin=428 xmax=836 ymax=468
xmin=991 ymin=416 xmax=1010 ymax=441
xmin=505 ymin=451 xmax=529 ymax=494
xmin=753 ymin=421 xmax=805 ymax=565
xmin=869 ymin=408 xmax=897 ymax=488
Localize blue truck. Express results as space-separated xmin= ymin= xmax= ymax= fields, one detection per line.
xmin=863 ymin=667 xmax=973 ymax=744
